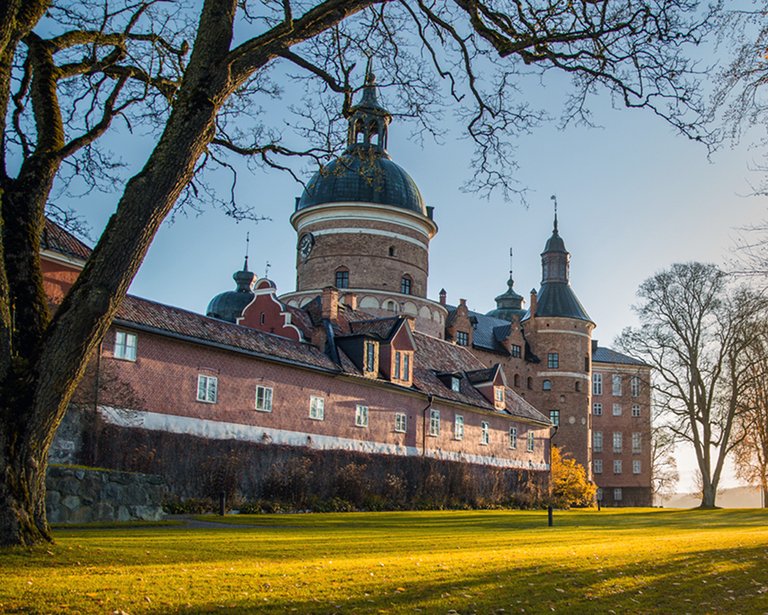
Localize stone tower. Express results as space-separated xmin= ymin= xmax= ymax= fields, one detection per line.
xmin=280 ymin=63 xmax=447 ymax=337
xmin=522 ymin=214 xmax=595 ymax=471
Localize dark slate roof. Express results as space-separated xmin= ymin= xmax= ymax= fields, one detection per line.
xmin=529 ymin=282 xmax=593 ymax=323
xmin=465 ymin=366 xmax=497 ymax=384
xmin=296 ymin=145 xmax=427 ymax=215
xmin=446 ymin=304 xmax=512 ymax=354
xmin=42 ymin=218 xmax=92 ymax=261
xmin=117 ymin=295 xmax=340 ymax=372
xmin=593 ymin=346 xmax=649 ymax=367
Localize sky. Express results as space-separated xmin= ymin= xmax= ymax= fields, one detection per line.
xmin=59 ymin=32 xmax=768 ymax=495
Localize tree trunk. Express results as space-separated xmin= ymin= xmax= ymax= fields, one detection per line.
xmin=700 ymin=482 xmax=718 ymax=508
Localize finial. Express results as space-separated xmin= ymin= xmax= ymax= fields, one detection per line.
xmin=243 ymin=232 xmax=250 ymax=271
xmin=264 ymin=261 xmax=271 ymax=278
xmin=365 ymin=55 xmax=375 ymax=85
xmin=550 ymin=195 xmax=558 ymax=233
xmin=508 ymin=248 xmax=515 ymax=287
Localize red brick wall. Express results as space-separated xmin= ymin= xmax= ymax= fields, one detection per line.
xmin=100 ymin=325 xmax=550 ymax=470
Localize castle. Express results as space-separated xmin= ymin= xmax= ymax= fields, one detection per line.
xmin=48 ymin=68 xmax=652 ymax=507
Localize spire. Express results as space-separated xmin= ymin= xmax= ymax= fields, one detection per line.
xmin=541 ymin=196 xmax=569 ymax=284
xmin=551 ymin=195 xmax=559 ymax=234
xmin=346 ymin=57 xmax=392 ymax=151
xmin=243 ymin=232 xmax=250 ymax=272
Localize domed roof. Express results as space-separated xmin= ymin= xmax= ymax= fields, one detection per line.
xmin=486 ymin=274 xmax=526 ymax=321
xmin=206 ymin=259 xmax=256 ymax=323
xmin=297 ymin=145 xmax=426 ymax=214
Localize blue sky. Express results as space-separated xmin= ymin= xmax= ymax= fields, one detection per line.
xmin=62 ymin=51 xmax=768 ymax=494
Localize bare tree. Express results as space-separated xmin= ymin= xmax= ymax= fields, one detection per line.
xmin=732 ymin=334 xmax=768 ymax=507
xmin=617 ymin=262 xmax=768 ymax=508
xmin=650 ymin=422 xmax=679 ymax=504
xmin=0 ymin=1 xmax=715 ymax=546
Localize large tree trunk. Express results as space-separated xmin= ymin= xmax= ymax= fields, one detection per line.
xmin=700 ymin=481 xmax=718 ymax=508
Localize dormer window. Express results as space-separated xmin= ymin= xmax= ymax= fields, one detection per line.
xmin=451 ymin=376 xmax=461 ymax=392
xmin=456 ymin=331 xmax=469 ymax=346
xmin=364 ymin=340 xmax=377 ymax=374
xmin=494 ymin=386 xmax=505 ymax=406
xmin=392 ymin=350 xmax=413 ymax=384
xmin=400 ymin=275 xmax=412 ymax=295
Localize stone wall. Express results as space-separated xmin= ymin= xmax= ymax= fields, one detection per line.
xmin=46 ymin=465 xmax=166 ymax=523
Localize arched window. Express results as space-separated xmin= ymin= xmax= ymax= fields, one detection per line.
xmin=513 ymin=374 xmax=520 ymax=388
xmin=527 ymin=377 xmax=533 ymax=390
xmin=400 ymin=275 xmax=412 ymax=295
xmin=543 ymin=379 xmax=552 ymax=391
xmin=335 ymin=267 xmax=349 ymax=289
xmin=389 ymin=246 xmax=396 ymax=257
xmin=386 ymin=300 xmax=398 ymax=312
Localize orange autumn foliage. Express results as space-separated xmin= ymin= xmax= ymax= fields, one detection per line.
xmin=551 ymin=446 xmax=597 ymax=509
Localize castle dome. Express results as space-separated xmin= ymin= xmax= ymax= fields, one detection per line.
xmin=206 ymin=258 xmax=256 ymax=323
xmin=297 ymin=146 xmax=426 ymax=214
xmin=296 ymin=61 xmax=426 ymax=216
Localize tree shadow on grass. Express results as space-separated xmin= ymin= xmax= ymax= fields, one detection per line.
xmin=150 ymin=543 xmax=768 ymax=614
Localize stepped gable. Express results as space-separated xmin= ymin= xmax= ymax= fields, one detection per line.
xmin=42 ymin=218 xmax=92 ymax=260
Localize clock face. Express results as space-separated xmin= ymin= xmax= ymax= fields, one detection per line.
xmin=298 ymin=233 xmax=315 ymax=261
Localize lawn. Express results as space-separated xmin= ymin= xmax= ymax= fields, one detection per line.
xmin=2 ymin=508 xmax=767 ymax=613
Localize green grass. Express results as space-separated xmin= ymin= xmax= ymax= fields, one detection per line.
xmin=2 ymin=508 xmax=768 ymax=613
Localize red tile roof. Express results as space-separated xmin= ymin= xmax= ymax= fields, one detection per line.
xmin=42 ymin=218 xmax=92 ymax=261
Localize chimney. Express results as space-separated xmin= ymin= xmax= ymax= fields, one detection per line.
xmin=529 ymin=289 xmax=537 ymax=316
xmin=321 ymin=287 xmax=339 ymax=322
xmin=592 ymin=339 xmax=598 ymax=354
xmin=344 ymin=292 xmax=358 ymax=311
xmin=439 ymin=288 xmax=447 ymax=305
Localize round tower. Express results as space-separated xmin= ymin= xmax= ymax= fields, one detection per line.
xmin=280 ymin=63 xmax=447 ymax=337
xmin=522 ymin=211 xmax=595 ymax=472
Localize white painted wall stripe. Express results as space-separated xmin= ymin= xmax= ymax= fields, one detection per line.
xmin=99 ymin=406 xmax=548 ymax=471
xmin=309 ymin=227 xmax=428 ymax=248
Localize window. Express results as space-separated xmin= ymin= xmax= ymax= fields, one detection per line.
xmin=256 ymin=385 xmax=273 ymax=412
xmin=542 ymin=379 xmax=552 ymax=391
xmin=455 ymin=415 xmax=464 ymax=440
xmin=631 ymin=376 xmax=641 ymax=397
xmin=632 ymin=404 xmax=641 ymax=417
xmin=593 ymin=459 xmax=603 ymax=474
xmin=527 ymin=377 xmax=532 ymax=390
xmin=613 ymin=432 xmax=623 ymax=453
xmin=593 ymin=403 xmax=603 ymax=416
xmin=403 ymin=353 xmax=411 ymax=381
xmin=613 ymin=488 xmax=623 ymax=501
xmin=575 ymin=381 xmax=581 ymax=392
xmin=429 ymin=409 xmax=440 ymax=436
xmin=612 ymin=374 xmax=622 ymax=396
xmin=394 ymin=351 xmax=401 ymax=379
xmin=335 ymin=268 xmax=349 ymax=289
xmin=197 ymin=375 xmax=218 ymax=403
xmin=593 ymin=373 xmax=603 ymax=395
xmin=355 ymin=404 xmax=369 ymax=427
xmin=548 ymin=353 xmax=559 ymax=369
xmin=526 ymin=431 xmax=535 ymax=452
xmin=613 ymin=460 xmax=623 ymax=474
xmin=584 ymin=356 xmax=590 ymax=372
xmin=632 ymin=432 xmax=642 ymax=453
xmin=388 ymin=246 xmax=396 ymax=257
xmin=395 ymin=412 xmax=407 ymax=433
xmin=511 ymin=344 xmax=521 ymax=358
xmin=364 ymin=341 xmax=377 ymax=373
xmin=633 ymin=460 xmax=642 ymax=474
xmin=400 ymin=275 xmax=412 ymax=295
xmin=509 ymin=427 xmax=518 ymax=449
xmin=494 ymin=386 xmax=505 ymax=403
xmin=513 ymin=374 xmax=520 ymax=387
xmin=593 ymin=431 xmax=603 ymax=453
xmin=309 ymin=396 xmax=324 ymax=420
xmin=451 ymin=376 xmax=461 ymax=392
xmin=480 ymin=421 xmax=490 ymax=445
xmin=456 ymin=331 xmax=469 ymax=346
xmin=550 ymin=410 xmax=560 ymax=426
xmin=114 ymin=331 xmax=137 ymax=361
xmin=612 ymin=403 xmax=622 ymax=416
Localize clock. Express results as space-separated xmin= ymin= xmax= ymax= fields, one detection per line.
xmin=298 ymin=233 xmax=315 ymax=261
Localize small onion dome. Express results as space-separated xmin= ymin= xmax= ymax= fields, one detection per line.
xmin=486 ymin=275 xmax=526 ymax=322
xmin=297 ymin=145 xmax=426 ymax=215
xmin=206 ymin=259 xmax=256 ymax=323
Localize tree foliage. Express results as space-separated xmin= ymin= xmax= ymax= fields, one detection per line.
xmin=650 ymin=422 xmax=679 ymax=503
xmin=617 ymin=262 xmax=768 ymax=508
xmin=0 ymin=0 xmax=714 ymax=546
xmin=550 ymin=446 xmax=596 ymax=509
